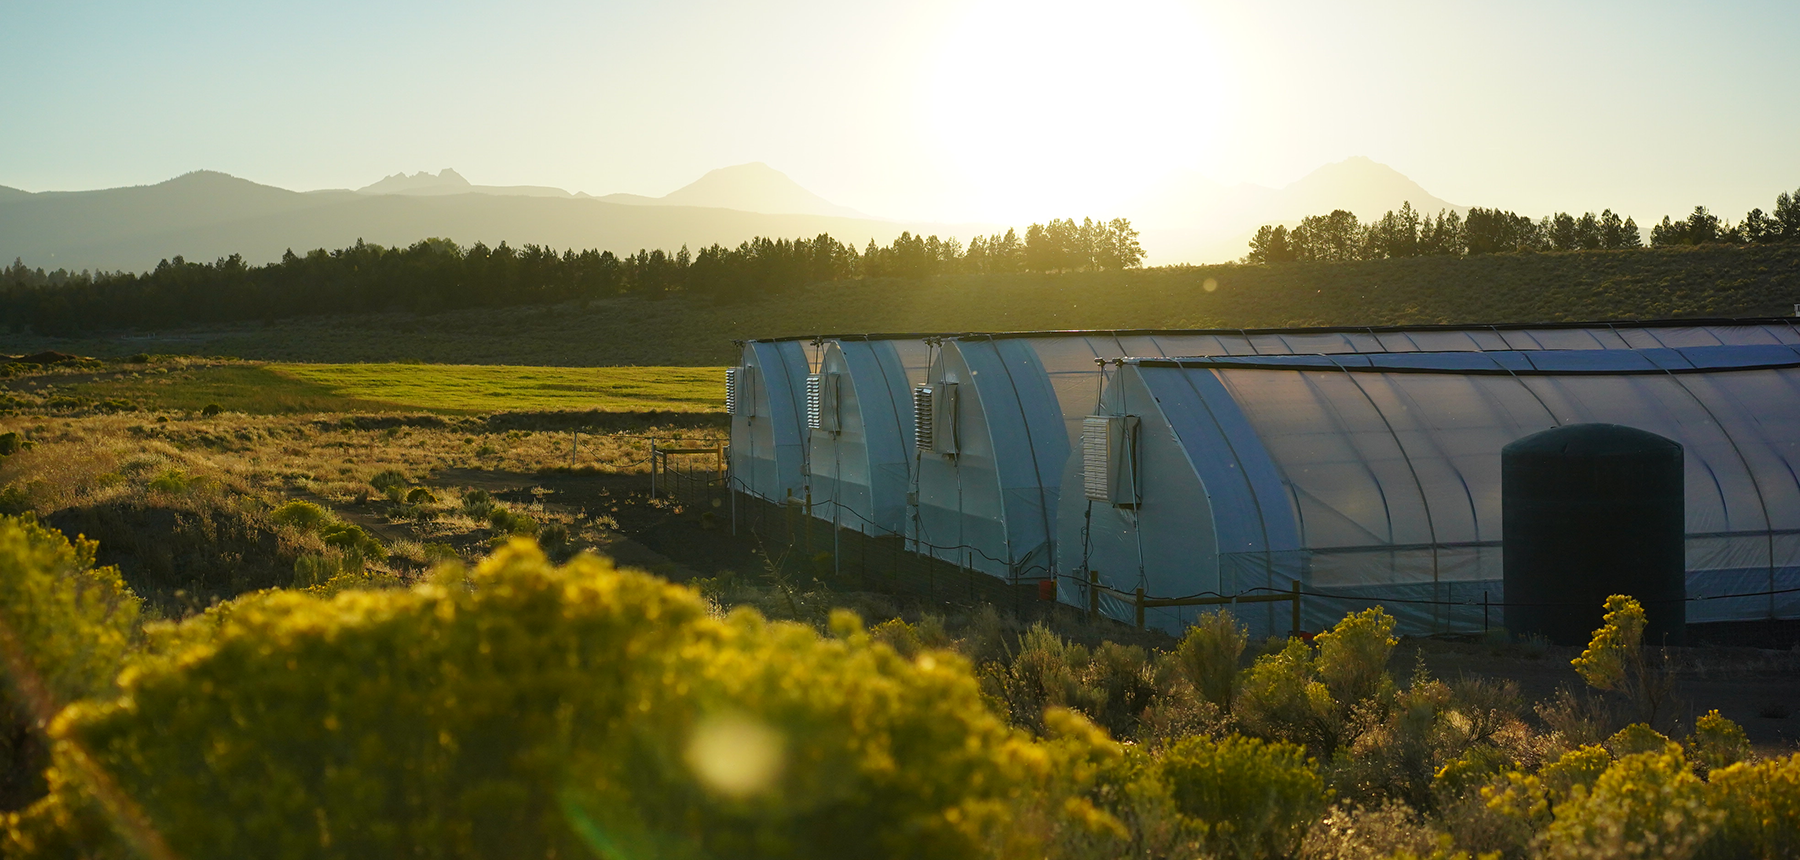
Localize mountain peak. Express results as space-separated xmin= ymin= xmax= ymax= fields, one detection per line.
xmin=359 ymin=169 xmax=471 ymax=195
xmin=657 ymin=162 xmax=864 ymax=218
xmin=1281 ymin=156 xmax=1458 ymax=216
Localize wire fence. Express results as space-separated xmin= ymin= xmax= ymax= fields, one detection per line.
xmin=653 ymin=455 xmax=1062 ymax=617
xmin=653 ymin=455 xmax=1799 ymax=641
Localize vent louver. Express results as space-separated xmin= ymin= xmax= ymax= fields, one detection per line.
xmin=1082 ymin=417 xmax=1111 ymax=501
xmin=725 ymin=366 xmax=754 ymax=416
xmin=913 ymin=385 xmax=933 ymax=451
xmin=805 ymin=373 xmax=840 ymax=432
xmin=1082 ymin=414 xmax=1140 ymax=506
xmin=805 ymin=373 xmax=823 ymax=429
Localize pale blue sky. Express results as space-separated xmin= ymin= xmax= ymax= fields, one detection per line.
xmin=2 ymin=0 xmax=1795 ymax=224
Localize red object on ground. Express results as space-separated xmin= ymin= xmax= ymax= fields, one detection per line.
xmin=1037 ymin=579 xmax=1057 ymax=601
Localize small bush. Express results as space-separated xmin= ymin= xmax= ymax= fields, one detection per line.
xmin=1314 ymin=607 xmax=1397 ymax=711
xmin=199 ymin=403 xmax=222 ymax=416
xmin=319 ymin=522 xmax=386 ymax=560
xmin=145 ymin=469 xmax=190 ymax=494
xmin=487 ymin=507 xmax=537 ymax=537
xmin=368 ymin=469 xmax=409 ymax=501
xmin=1538 ymin=744 xmax=1612 ymax=802
xmin=1572 ymin=595 xmax=1645 ymax=693
xmin=1684 ymin=710 xmax=1750 ymax=775
xmin=1174 ymin=609 xmax=1247 ymax=713
xmin=0 ymin=432 xmax=21 ymax=457
xmin=462 ymin=488 xmax=493 ymax=517
xmin=269 ymin=499 xmax=332 ymax=531
xmin=11 ymin=543 xmax=1045 ymax=859
xmin=1604 ymin=723 xmax=1676 ymax=758
xmin=1541 ymin=746 xmax=1719 ymax=860
xmin=1702 ymin=753 xmax=1800 ymax=860
xmin=1155 ymin=733 xmax=1329 ymax=860
xmin=0 ymin=515 xmax=141 ymax=810
xmin=404 ymin=487 xmax=436 ymax=505
xmin=1237 ymin=638 xmax=1336 ymax=752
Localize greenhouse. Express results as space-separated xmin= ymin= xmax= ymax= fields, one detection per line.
xmin=1057 ymin=345 xmax=1800 ymax=639
xmin=804 ymin=337 xmax=933 ymax=536
xmin=726 ymin=339 xmax=813 ymax=505
xmin=899 ymin=321 xmax=1800 ymax=589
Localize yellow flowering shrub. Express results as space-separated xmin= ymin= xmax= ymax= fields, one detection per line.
xmin=1683 ymin=710 xmax=1750 ymax=776
xmin=1605 ymin=723 xmax=1678 ymax=758
xmin=1236 ymin=638 xmax=1336 ymax=751
xmin=7 ymin=542 xmax=1047 ymax=860
xmin=1173 ymin=610 xmax=1247 ymax=712
xmin=1153 ymin=734 xmax=1328 ymax=859
xmin=1313 ymin=607 xmax=1397 ymax=709
xmin=1571 ymin=595 xmax=1645 ymax=693
xmin=1541 ymin=747 xmax=1719 ymax=860
xmin=1538 ymin=745 xmax=1613 ymax=803
xmin=1701 ymin=753 xmax=1800 ymax=860
xmin=0 ymin=515 xmax=141 ymax=809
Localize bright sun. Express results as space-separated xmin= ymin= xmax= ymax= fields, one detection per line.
xmin=928 ymin=0 xmax=1225 ymax=223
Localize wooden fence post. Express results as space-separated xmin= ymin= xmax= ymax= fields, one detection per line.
xmin=1087 ymin=570 xmax=1099 ymax=621
xmin=1135 ymin=587 xmax=1146 ymax=629
xmin=1291 ymin=579 xmax=1302 ymax=638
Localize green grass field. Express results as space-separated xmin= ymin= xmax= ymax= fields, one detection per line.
xmin=69 ymin=363 xmax=725 ymax=415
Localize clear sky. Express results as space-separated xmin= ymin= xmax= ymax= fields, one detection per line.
xmin=3 ymin=0 xmax=1796 ymax=225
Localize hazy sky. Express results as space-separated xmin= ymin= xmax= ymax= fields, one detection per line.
xmin=3 ymin=0 xmax=1796 ymax=225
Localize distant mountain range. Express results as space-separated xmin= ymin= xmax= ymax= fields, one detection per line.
xmin=0 ymin=164 xmax=972 ymax=273
xmin=0 ymin=157 xmax=1464 ymax=271
xmin=1128 ymin=156 xmax=1464 ymax=264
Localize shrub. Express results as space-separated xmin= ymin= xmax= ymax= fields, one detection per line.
xmin=404 ymin=487 xmax=436 ymax=505
xmin=367 ymin=470 xmax=408 ymax=496
xmin=1236 ymin=637 xmax=1336 ymax=751
xmin=1541 ymin=746 xmax=1719 ymax=860
xmin=1538 ymin=745 xmax=1612 ymax=802
xmin=0 ymin=432 xmax=21 ymax=457
xmin=461 ymin=488 xmax=493 ymax=517
xmin=199 ymin=403 xmax=221 ymax=416
xmin=1572 ymin=595 xmax=1645 ymax=693
xmin=1684 ymin=710 xmax=1749 ymax=776
xmin=1174 ymin=610 xmax=1246 ymax=713
xmin=9 ymin=542 xmax=1047 ymax=860
xmin=269 ymin=499 xmax=331 ymax=531
xmin=1604 ymin=723 xmax=1677 ymax=758
xmin=145 ymin=469 xmax=190 ymax=494
xmin=1313 ymin=607 xmax=1397 ymax=711
xmin=0 ymin=516 xmax=141 ymax=810
xmin=318 ymin=523 xmax=386 ymax=560
xmin=1702 ymin=753 xmax=1800 ymax=860
xmin=1154 ymin=733 xmax=1328 ymax=859
xmin=487 ymin=507 xmax=537 ymax=537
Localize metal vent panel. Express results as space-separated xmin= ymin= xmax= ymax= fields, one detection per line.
xmin=725 ymin=367 xmax=741 ymax=415
xmin=805 ymin=373 xmax=823 ymax=429
xmin=1082 ymin=414 xmax=1140 ymax=506
xmin=1082 ymin=416 xmax=1111 ymax=501
xmin=913 ymin=385 xmax=934 ymax=451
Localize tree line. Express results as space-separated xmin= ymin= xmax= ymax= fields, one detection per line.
xmin=1243 ymin=184 xmax=1800 ymax=263
xmin=0 ymin=218 xmax=1142 ymax=335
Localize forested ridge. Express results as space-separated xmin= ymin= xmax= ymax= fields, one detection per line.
xmin=0 ymin=218 xmax=1142 ymax=335
xmin=1244 ymin=185 xmax=1800 ymax=263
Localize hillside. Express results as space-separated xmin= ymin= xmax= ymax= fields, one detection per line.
xmin=4 ymin=242 xmax=1795 ymax=366
xmin=0 ymin=169 xmax=988 ymax=274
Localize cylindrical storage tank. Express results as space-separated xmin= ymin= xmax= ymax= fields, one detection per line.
xmin=1503 ymin=423 xmax=1685 ymax=646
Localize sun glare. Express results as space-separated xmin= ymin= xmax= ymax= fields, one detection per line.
xmin=928 ymin=0 xmax=1225 ymax=222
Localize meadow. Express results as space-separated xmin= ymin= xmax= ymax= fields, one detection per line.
xmin=36 ymin=360 xmax=724 ymax=415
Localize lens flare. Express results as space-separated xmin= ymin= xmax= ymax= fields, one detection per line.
xmin=685 ymin=712 xmax=785 ymax=797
